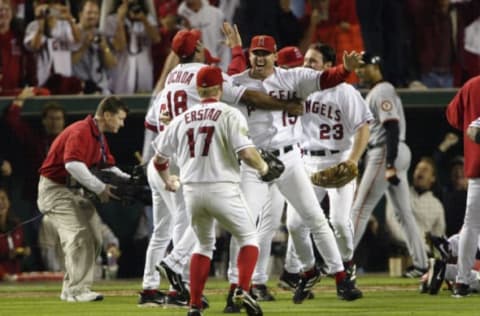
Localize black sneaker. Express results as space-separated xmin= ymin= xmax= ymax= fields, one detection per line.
xmin=337 ymin=277 xmax=363 ymax=301
xmin=137 ymin=290 xmax=166 ymax=307
xmin=344 ymin=261 xmax=357 ymax=284
xmin=187 ymin=305 xmax=203 ymax=316
xmin=201 ymin=295 xmax=209 ymax=309
xmin=426 ymin=233 xmax=451 ymax=261
xmin=293 ymin=268 xmax=321 ymax=304
xmin=452 ymin=283 xmax=471 ymax=298
xmin=250 ymin=284 xmax=275 ymax=301
xmin=223 ymin=289 xmax=241 ymax=313
xmin=278 ymin=270 xmax=299 ymax=291
xmin=157 ymin=261 xmax=189 ymax=298
xmin=233 ymin=287 xmax=263 ymax=316
xmin=165 ymin=292 xmax=189 ymax=308
xmin=403 ymin=266 xmax=428 ymax=278
xmin=428 ymin=259 xmax=446 ymax=295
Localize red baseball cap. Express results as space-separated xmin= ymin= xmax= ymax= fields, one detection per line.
xmin=172 ymin=29 xmax=201 ymax=58
xmin=196 ymin=66 xmax=223 ymax=88
xmin=277 ymin=46 xmax=304 ymax=68
xmin=204 ymin=48 xmax=220 ymax=65
xmin=249 ymin=35 xmax=277 ymax=53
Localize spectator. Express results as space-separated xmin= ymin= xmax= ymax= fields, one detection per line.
xmin=0 ymin=186 xmax=31 ymax=281
xmin=3 ymin=87 xmax=64 ymax=206
xmin=177 ymin=0 xmax=230 ymax=70
xmin=407 ymin=0 xmax=454 ymax=88
xmin=152 ymin=0 xmax=179 ymax=82
xmin=38 ymin=214 xmax=120 ymax=279
xmin=72 ymin=0 xmax=117 ymax=94
xmin=0 ymin=0 xmax=32 ymax=96
xmin=386 ymin=157 xmax=446 ymax=252
xmin=103 ymin=0 xmax=160 ymax=93
xmin=23 ymin=2 xmax=83 ymax=94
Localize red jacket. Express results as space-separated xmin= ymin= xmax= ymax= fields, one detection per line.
xmin=446 ymin=76 xmax=480 ymax=178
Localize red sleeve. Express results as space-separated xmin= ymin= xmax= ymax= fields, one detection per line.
xmin=4 ymin=104 xmax=35 ymax=145
xmin=446 ymin=88 xmax=464 ymax=130
xmin=64 ymin=130 xmax=91 ymax=164
xmin=319 ymin=64 xmax=350 ymax=90
xmin=227 ymin=46 xmax=247 ymax=76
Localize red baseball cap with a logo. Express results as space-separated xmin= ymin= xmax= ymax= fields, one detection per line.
xmin=172 ymin=29 xmax=201 ymax=58
xmin=277 ymin=46 xmax=304 ymax=68
xmin=249 ymin=35 xmax=277 ymax=53
xmin=196 ymin=66 xmax=223 ymax=88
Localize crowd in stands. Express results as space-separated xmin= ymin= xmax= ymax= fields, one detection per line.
xmin=0 ymin=0 xmax=478 ymax=279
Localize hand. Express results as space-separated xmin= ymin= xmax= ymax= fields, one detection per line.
xmin=222 ymin=22 xmax=242 ymax=48
xmin=467 ymin=126 xmax=480 ymax=144
xmin=159 ymin=110 xmax=172 ymax=125
xmin=56 ymin=4 xmax=73 ymax=21
xmin=439 ymin=132 xmax=459 ymax=151
xmin=97 ymin=184 xmax=120 ymax=203
xmin=165 ymin=175 xmax=180 ymax=192
xmin=343 ymin=51 xmax=364 ymax=72
xmin=107 ymin=245 xmax=121 ymax=259
xmin=284 ymin=99 xmax=304 ymax=116
xmin=385 ymin=167 xmax=400 ymax=185
xmin=1 ymin=160 xmax=12 ymax=176
xmin=117 ymin=0 xmax=128 ymax=19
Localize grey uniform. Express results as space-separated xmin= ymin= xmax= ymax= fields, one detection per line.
xmin=351 ymin=81 xmax=428 ymax=270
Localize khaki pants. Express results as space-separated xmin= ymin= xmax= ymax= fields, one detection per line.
xmin=37 ymin=176 xmax=102 ymax=296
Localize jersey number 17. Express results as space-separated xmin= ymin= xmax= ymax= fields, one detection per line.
xmin=186 ymin=126 xmax=215 ymax=157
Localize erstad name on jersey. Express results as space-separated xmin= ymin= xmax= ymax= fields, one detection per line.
xmin=184 ymin=108 xmax=222 ymax=124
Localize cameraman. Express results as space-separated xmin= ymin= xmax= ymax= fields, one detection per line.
xmin=103 ymin=0 xmax=160 ymax=93
xmin=72 ymin=0 xmax=116 ymax=94
xmin=24 ymin=2 xmax=82 ymax=94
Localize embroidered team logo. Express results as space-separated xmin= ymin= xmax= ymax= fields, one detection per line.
xmin=380 ymin=100 xmax=393 ymax=111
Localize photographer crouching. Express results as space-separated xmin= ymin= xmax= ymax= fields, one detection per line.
xmin=73 ymin=0 xmax=117 ymax=94
xmin=24 ymin=1 xmax=83 ymax=94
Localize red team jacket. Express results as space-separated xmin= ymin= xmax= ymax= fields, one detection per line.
xmin=446 ymin=76 xmax=480 ymax=179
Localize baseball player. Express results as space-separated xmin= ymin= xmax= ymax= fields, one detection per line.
xmin=446 ymin=75 xmax=480 ymax=297
xmin=351 ymin=53 xmax=429 ymax=278
xmin=226 ymin=34 xmax=364 ymax=310
xmin=138 ymin=29 xmax=303 ymax=306
xmin=280 ymin=43 xmax=372 ymax=302
xmin=152 ymin=65 xmax=279 ymax=316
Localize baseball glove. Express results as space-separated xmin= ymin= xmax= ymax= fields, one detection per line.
xmin=311 ymin=160 xmax=358 ymax=188
xmin=259 ymin=150 xmax=285 ymax=182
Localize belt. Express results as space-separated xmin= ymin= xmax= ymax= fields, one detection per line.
xmin=271 ymin=145 xmax=295 ymax=157
xmin=304 ymin=149 xmax=340 ymax=156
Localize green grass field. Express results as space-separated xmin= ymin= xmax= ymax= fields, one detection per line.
xmin=0 ymin=274 xmax=478 ymax=316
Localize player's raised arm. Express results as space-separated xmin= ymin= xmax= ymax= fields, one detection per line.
xmin=319 ymin=51 xmax=363 ymax=90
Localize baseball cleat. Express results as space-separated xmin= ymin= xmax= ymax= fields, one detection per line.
xmin=427 ymin=259 xmax=446 ymax=295
xmin=426 ymin=233 xmax=451 ymax=261
xmin=278 ymin=270 xmax=300 ymax=291
xmin=165 ymin=291 xmax=189 ymax=308
xmin=293 ymin=267 xmax=321 ymax=304
xmin=65 ymin=290 xmax=104 ymax=302
xmin=223 ymin=289 xmax=241 ymax=313
xmin=157 ymin=260 xmax=189 ymax=298
xmin=137 ymin=290 xmax=166 ymax=307
xmin=344 ymin=261 xmax=357 ymax=284
xmin=250 ymin=284 xmax=275 ymax=301
xmin=452 ymin=283 xmax=471 ymax=298
xmin=233 ymin=287 xmax=263 ymax=316
xmin=403 ymin=266 xmax=428 ymax=278
xmin=337 ymin=277 xmax=363 ymax=301
xmin=187 ymin=305 xmax=203 ymax=316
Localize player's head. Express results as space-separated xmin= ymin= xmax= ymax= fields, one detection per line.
xmin=0 ymin=0 xmax=13 ymax=29
xmin=413 ymin=157 xmax=437 ymax=191
xmin=248 ymin=35 xmax=277 ymax=79
xmin=196 ymin=65 xmax=223 ymax=100
xmin=304 ymin=43 xmax=336 ymax=71
xmin=277 ymin=46 xmax=304 ymax=69
xmin=42 ymin=102 xmax=65 ymax=136
xmin=171 ymin=29 xmax=205 ymax=63
xmin=79 ymin=0 xmax=100 ymax=29
xmin=355 ymin=52 xmax=383 ymax=86
xmin=95 ymin=96 xmax=129 ymax=133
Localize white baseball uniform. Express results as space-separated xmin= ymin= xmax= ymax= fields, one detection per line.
xmin=351 ymin=81 xmax=428 ymax=270
xmin=152 ymin=100 xmax=258 ymax=259
xmin=286 ymin=83 xmax=373 ymax=274
xmin=228 ymin=67 xmax=345 ymax=284
xmin=141 ymin=62 xmax=245 ymax=290
xmin=24 ymin=20 xmax=76 ymax=86
xmin=103 ymin=14 xmax=157 ymax=93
